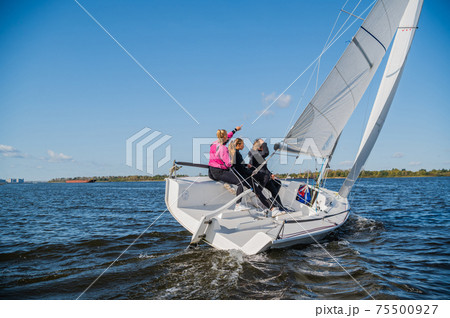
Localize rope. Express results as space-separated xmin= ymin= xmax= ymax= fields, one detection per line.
xmin=254 ymin=175 xmax=374 ymax=300
xmin=251 ymin=0 xmax=373 ymax=125
xmin=76 ymin=175 xmax=203 ymax=299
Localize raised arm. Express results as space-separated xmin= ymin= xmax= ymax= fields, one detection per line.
xmin=227 ymin=124 xmax=243 ymax=139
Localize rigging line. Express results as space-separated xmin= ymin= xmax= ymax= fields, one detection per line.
xmin=203 ymin=166 xmax=265 ymax=210
xmin=340 ymin=9 xmax=365 ymax=21
xmin=314 ymin=0 xmax=363 ymax=134
xmin=316 ymin=0 xmax=351 ymax=92
xmin=230 ymin=166 xmax=278 ymax=210
xmin=251 ymin=0 xmax=375 ymax=126
xmin=284 ymin=62 xmax=319 ymax=141
xmin=323 ymin=0 xmax=366 ymax=52
xmin=286 ymin=0 xmax=353 ymax=138
xmin=76 ymin=176 xmax=202 ymax=300
xmin=289 ymin=0 xmax=376 ymax=147
xmin=271 ymin=183 xmax=375 ymax=300
xmin=273 ymin=152 xmax=302 ymax=159
xmin=73 ymin=0 xmax=200 ymax=125
xmin=269 ymin=145 xmax=302 ymax=208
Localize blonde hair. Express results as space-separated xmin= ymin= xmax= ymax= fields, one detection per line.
xmin=228 ymin=138 xmax=243 ymax=165
xmin=252 ymin=138 xmax=263 ymax=150
xmin=216 ymin=129 xmax=228 ymax=144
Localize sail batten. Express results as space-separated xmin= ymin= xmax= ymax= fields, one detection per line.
xmin=284 ymin=0 xmax=409 ymax=158
xmin=339 ymin=0 xmax=423 ymax=198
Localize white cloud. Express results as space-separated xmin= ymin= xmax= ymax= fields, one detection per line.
xmin=392 ymin=152 xmax=404 ymax=158
xmin=409 ymin=161 xmax=422 ymax=166
xmin=257 ymin=109 xmax=275 ymax=117
xmin=263 ymin=92 xmax=292 ymax=108
xmin=0 ymin=144 xmax=26 ymax=158
xmin=276 ymin=94 xmax=292 ymax=108
xmin=0 ymin=145 xmax=14 ymax=152
xmin=47 ymin=150 xmax=73 ymax=162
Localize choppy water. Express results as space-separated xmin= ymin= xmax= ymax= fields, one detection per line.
xmin=0 ymin=177 xmax=449 ymax=299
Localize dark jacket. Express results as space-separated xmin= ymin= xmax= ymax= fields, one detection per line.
xmin=233 ymin=150 xmax=252 ymax=177
xmin=248 ymin=142 xmax=271 ymax=186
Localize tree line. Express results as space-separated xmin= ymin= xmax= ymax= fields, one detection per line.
xmin=276 ymin=168 xmax=450 ymax=179
xmin=48 ymin=175 xmax=187 ymax=183
xmin=49 ymin=169 xmax=449 ymax=183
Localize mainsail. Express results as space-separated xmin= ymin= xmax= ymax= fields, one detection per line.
xmin=339 ymin=0 xmax=423 ymax=198
xmin=284 ymin=0 xmax=409 ymax=158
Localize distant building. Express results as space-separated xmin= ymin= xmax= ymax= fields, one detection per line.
xmin=6 ymin=178 xmax=24 ymax=184
xmin=0 ymin=179 xmax=6 ymax=184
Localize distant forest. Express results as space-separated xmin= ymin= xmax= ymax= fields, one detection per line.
xmin=48 ymin=175 xmax=187 ymax=183
xmin=48 ymin=169 xmax=449 ymax=183
xmin=277 ymin=168 xmax=450 ymax=179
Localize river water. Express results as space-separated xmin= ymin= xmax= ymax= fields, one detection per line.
xmin=0 ymin=177 xmax=449 ymax=299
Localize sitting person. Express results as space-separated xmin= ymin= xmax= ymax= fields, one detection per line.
xmin=208 ymin=126 xmax=251 ymax=211
xmin=228 ymin=138 xmax=273 ymax=210
xmin=248 ymin=138 xmax=285 ymax=211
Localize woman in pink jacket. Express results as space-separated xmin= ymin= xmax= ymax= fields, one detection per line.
xmin=208 ymin=125 xmax=251 ymax=211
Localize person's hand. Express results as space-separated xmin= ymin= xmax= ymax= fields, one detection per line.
xmin=235 ymin=125 xmax=243 ymax=131
xmin=247 ymin=164 xmax=252 ymax=169
xmin=271 ymin=174 xmax=276 ymax=180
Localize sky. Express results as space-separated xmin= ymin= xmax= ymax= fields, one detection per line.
xmin=1 ymin=0 xmax=449 ymax=181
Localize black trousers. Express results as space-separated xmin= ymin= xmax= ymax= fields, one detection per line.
xmin=209 ymin=166 xmax=271 ymax=208
xmin=209 ymin=167 xmax=249 ymax=202
xmin=230 ymin=167 xmax=273 ymax=209
xmin=265 ymin=179 xmax=284 ymax=208
xmin=252 ymin=171 xmax=284 ymax=209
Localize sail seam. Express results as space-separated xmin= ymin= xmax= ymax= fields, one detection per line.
xmin=310 ymin=103 xmax=338 ymax=135
xmin=380 ymin=0 xmax=393 ymax=38
xmin=334 ymin=66 xmax=357 ymax=110
xmin=309 ymin=101 xmax=339 ymax=137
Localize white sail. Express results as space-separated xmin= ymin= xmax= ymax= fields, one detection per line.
xmin=339 ymin=0 xmax=423 ymax=198
xmin=284 ymin=0 xmax=409 ymax=158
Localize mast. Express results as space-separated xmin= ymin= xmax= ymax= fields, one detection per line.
xmin=339 ymin=0 xmax=423 ymax=198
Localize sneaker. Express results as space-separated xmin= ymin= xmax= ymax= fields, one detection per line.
xmin=271 ymin=207 xmax=281 ymax=216
xmin=234 ymin=203 xmax=250 ymax=212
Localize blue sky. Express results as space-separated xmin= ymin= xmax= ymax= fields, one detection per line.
xmin=1 ymin=0 xmax=449 ymax=181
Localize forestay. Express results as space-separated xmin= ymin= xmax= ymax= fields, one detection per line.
xmin=284 ymin=0 xmax=409 ymax=158
xmin=339 ymin=0 xmax=423 ymax=198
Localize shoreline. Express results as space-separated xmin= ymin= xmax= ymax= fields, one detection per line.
xmin=45 ymin=174 xmax=450 ymax=183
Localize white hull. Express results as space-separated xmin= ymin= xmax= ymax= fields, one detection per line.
xmin=165 ymin=176 xmax=350 ymax=255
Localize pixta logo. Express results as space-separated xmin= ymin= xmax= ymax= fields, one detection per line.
xmin=126 ymin=128 xmax=172 ymax=175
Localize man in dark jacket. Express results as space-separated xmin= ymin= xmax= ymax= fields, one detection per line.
xmin=248 ymin=139 xmax=285 ymax=210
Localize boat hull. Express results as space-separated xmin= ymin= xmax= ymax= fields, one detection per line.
xmin=165 ymin=176 xmax=350 ymax=255
xmin=65 ymin=179 xmax=96 ymax=183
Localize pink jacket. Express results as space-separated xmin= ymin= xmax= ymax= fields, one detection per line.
xmin=209 ymin=131 xmax=234 ymax=169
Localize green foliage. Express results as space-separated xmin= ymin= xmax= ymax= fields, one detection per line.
xmin=49 ymin=169 xmax=450 ymax=183
xmin=275 ymin=168 xmax=450 ymax=179
xmin=48 ymin=175 xmax=187 ymax=183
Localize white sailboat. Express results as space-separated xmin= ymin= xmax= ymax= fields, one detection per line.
xmin=165 ymin=0 xmax=423 ymax=255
